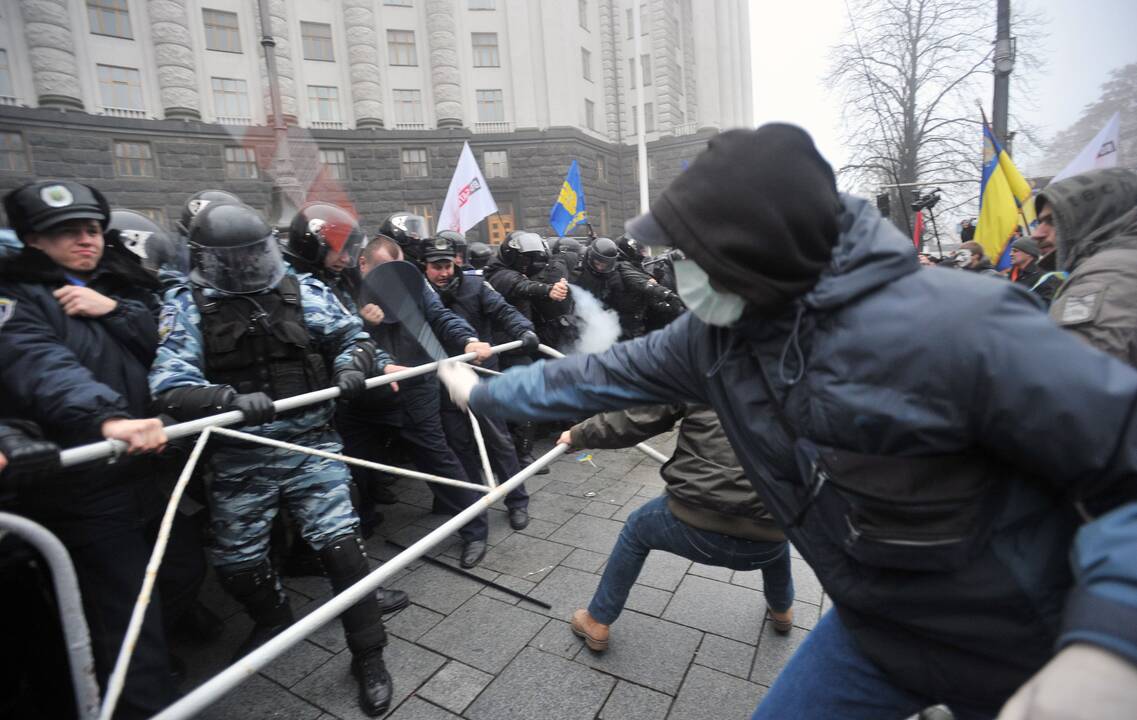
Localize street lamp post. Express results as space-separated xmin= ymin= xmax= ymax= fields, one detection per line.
xmin=256 ymin=0 xmax=302 ymax=230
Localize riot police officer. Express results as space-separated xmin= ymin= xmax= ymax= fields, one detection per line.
xmin=175 ymin=189 xmax=243 ymax=237
xmin=285 ymin=201 xmax=366 ymax=311
xmin=378 ymin=211 xmax=429 ymax=268
xmin=437 ymin=229 xmax=468 ymax=267
xmin=467 ymin=241 xmax=493 ymax=272
xmin=150 ymin=202 xmax=396 ymax=716
xmin=572 ymin=237 xmax=645 ymax=339
xmin=420 ymin=235 xmax=538 ymax=529
xmin=614 ymin=234 xmax=684 ymax=335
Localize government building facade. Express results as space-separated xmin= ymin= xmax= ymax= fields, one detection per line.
xmin=0 ymin=0 xmax=752 ymax=241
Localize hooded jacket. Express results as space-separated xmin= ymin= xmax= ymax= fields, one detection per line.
xmin=1040 ymin=169 xmax=1137 ymax=364
xmin=469 ymin=194 xmax=1137 ymax=709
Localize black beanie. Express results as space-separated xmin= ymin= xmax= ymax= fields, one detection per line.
xmin=649 ymin=124 xmax=842 ymax=309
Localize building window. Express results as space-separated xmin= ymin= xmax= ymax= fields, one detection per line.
xmin=642 ymin=53 xmax=652 ymax=85
xmin=641 ymin=3 xmax=648 ymax=34
xmin=211 ymin=77 xmax=250 ymax=119
xmin=484 ymin=150 xmax=508 ymax=179
xmin=476 ymin=90 xmax=505 ymax=122
xmin=644 ymin=101 xmax=654 ymax=132
xmin=113 ymin=141 xmax=155 ymax=177
xmin=384 ymin=0 xmax=412 ymax=5
xmin=301 ymin=22 xmax=334 ymax=61
xmin=0 ymin=132 xmax=29 ymax=173
xmin=472 ymin=33 xmax=500 ymax=67
xmin=88 ymin=0 xmax=132 ymax=39
xmin=634 ymin=156 xmax=657 ymax=183
xmin=581 ymin=48 xmax=592 ymax=81
xmin=469 ymin=0 xmax=495 ymax=9
xmin=392 ymin=89 xmax=424 ymax=125
xmin=203 ymin=9 xmax=241 ymax=53
xmin=318 ymin=148 xmax=348 ymax=180
xmin=307 ymin=85 xmax=340 ymax=122
xmin=584 ymin=99 xmax=595 ymax=131
xmin=387 ymin=30 xmax=417 ymax=66
xmin=596 ymin=154 xmax=607 ymax=182
xmin=630 ymin=105 xmax=637 ymax=135
xmin=97 ymin=65 xmax=143 ymax=110
xmin=224 ymin=146 xmax=258 ymax=179
xmin=578 ymin=0 xmax=588 ymax=30
xmin=626 ymin=8 xmax=633 ymax=39
xmin=628 ymin=58 xmax=636 ymax=89
xmin=597 ymin=201 xmax=609 ymax=235
xmin=408 ymin=203 xmax=435 ymax=235
xmin=0 ymin=50 xmax=13 ymax=100
xmin=486 ymin=199 xmax=514 ymax=244
xmin=401 ymin=148 xmax=428 ymax=178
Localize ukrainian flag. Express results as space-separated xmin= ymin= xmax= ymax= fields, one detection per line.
xmin=549 ymin=160 xmax=588 ymax=236
xmin=976 ymin=123 xmax=1036 ymax=270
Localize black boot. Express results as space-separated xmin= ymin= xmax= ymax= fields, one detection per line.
xmin=217 ymin=560 xmax=294 ymax=662
xmin=320 ymin=533 xmax=395 ymax=716
xmin=513 ymin=422 xmax=549 ymax=475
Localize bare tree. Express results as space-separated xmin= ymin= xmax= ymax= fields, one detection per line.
xmin=827 ymin=0 xmax=995 ymax=235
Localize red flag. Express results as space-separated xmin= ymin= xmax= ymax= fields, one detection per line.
xmin=912 ymin=211 xmax=924 ymax=249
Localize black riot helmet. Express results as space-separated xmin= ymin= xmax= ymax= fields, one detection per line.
xmin=616 ymin=234 xmax=648 ymax=268
xmin=468 ymin=241 xmax=492 ymax=270
xmin=378 ymin=212 xmax=429 ymax=265
xmin=586 ymin=237 xmax=619 ymax=275
xmin=108 ymin=209 xmax=181 ymax=273
xmin=287 ymin=202 xmax=365 ymax=268
xmin=188 ymin=202 xmax=285 ymax=294
xmin=178 ymin=189 xmax=242 ymax=236
xmin=500 ymin=231 xmax=549 ymax=275
xmin=437 ymin=229 xmax=467 ymax=265
xmin=555 ymin=237 xmax=582 ymax=256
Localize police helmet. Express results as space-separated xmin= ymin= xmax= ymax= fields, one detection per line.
xmin=586 ymin=237 xmax=619 ymax=275
xmin=378 ymin=212 xmax=429 ymax=262
xmin=437 ymin=229 xmax=467 ymax=265
xmin=501 ymin=231 xmax=549 ymax=275
xmin=287 ymin=202 xmax=365 ymax=268
xmin=468 ymin=241 xmax=493 ymax=270
xmin=188 ymin=202 xmax=284 ymax=294
xmin=616 ymin=234 xmax=647 ymax=267
xmin=556 ymin=237 xmax=583 ymax=256
xmin=422 ymin=235 xmax=459 ymax=264
xmin=108 ymin=209 xmax=181 ymax=273
xmin=3 ymin=181 xmax=110 ymax=238
xmin=178 ymin=189 xmax=243 ymax=235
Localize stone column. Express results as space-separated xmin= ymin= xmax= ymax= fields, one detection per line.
xmin=148 ymin=0 xmax=201 ymax=120
xmin=599 ymin=0 xmax=622 ymax=141
xmin=425 ymin=0 xmax=462 ymax=128
xmin=255 ymin=0 xmax=298 ymax=124
xmin=19 ymin=0 xmax=83 ymax=110
xmin=343 ymin=0 xmax=383 ymax=128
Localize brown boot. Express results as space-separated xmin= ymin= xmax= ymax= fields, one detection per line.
xmin=570 ymin=609 xmax=610 ymax=652
xmin=767 ymin=606 xmax=794 ymax=634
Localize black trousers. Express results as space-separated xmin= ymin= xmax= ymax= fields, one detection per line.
xmin=439 ymin=400 xmax=529 ymax=510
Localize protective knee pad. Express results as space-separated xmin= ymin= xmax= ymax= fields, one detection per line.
xmin=318 ymin=534 xmax=387 ymax=653
xmin=217 ymin=560 xmax=293 ymax=626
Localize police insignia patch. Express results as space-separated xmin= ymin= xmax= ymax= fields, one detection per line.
xmin=158 ymin=305 xmax=177 ymax=342
xmin=0 ymin=298 xmax=14 ymax=331
xmin=41 ymin=185 xmax=74 ymax=208
xmin=1059 ymin=291 xmax=1100 ymax=325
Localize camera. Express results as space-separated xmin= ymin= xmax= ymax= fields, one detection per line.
xmin=910 ymin=188 xmax=942 ymax=212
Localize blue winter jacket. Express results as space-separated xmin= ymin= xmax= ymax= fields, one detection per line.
xmin=469 ymin=195 xmax=1137 ymax=708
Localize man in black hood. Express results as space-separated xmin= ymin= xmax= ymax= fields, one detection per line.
xmin=442 ymin=124 xmax=1137 ymax=720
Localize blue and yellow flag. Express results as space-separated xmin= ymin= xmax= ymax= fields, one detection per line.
xmin=976 ymin=123 xmax=1036 ymax=270
xmin=549 ymin=160 xmax=588 ymax=236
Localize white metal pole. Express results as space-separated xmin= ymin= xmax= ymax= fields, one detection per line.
xmin=151 ymin=444 xmax=569 ymax=720
xmin=633 ymin=1 xmax=649 ymax=213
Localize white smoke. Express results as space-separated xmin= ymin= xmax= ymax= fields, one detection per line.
xmin=568 ymin=284 xmax=621 ymax=354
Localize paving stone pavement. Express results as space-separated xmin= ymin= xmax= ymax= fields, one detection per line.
xmin=170 ymin=435 xmax=826 ymax=719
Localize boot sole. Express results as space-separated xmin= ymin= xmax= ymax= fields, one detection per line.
xmin=379 ymin=593 xmax=411 ymax=615
xmin=571 ymin=623 xmax=609 ymax=652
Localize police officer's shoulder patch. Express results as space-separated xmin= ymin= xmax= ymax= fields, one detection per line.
xmin=158 ymin=305 xmax=178 ymax=342
xmin=0 ymin=298 xmax=15 ymax=331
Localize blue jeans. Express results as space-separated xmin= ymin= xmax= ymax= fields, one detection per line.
xmin=589 ymin=495 xmax=793 ymax=624
xmin=753 ymin=610 xmax=998 ymax=720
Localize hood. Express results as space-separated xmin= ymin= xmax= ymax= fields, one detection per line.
xmin=1037 ymin=168 xmax=1137 ymax=272
xmin=803 ymin=194 xmax=920 ymax=311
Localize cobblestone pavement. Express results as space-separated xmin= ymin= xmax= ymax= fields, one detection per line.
xmin=172 ymin=431 xmax=826 ymax=720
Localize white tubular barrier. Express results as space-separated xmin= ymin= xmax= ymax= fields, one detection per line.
xmin=0 ymin=512 xmax=102 ymax=720
xmin=152 ymin=443 xmax=569 ymax=720
xmin=535 ymin=344 xmax=667 ymax=466
xmin=57 ymin=341 xmax=525 ymax=469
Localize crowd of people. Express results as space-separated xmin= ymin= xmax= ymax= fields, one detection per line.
xmin=1 ymin=121 xmax=1136 ymax=720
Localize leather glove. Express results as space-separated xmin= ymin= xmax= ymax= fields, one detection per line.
xmin=998 ymin=643 xmax=1137 ymax=720
xmin=228 ymin=392 xmax=276 ymax=426
xmin=436 ymin=360 xmax=479 ymax=411
xmin=335 ymin=369 xmax=368 ymax=400
xmin=519 ymin=330 xmax=540 ymax=352
xmin=0 ymin=422 xmax=60 ymax=482
xmin=346 ymin=340 xmax=378 ymax=376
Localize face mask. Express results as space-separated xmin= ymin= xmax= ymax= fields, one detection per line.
xmin=674 ymin=258 xmax=746 ymax=327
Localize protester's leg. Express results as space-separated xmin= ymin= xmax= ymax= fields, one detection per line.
xmin=751 ymin=545 xmax=794 ymax=613
xmin=587 ymin=496 xmax=674 ymax=624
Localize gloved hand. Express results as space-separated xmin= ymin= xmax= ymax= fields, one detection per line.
xmin=519 ymin=330 xmax=540 ymax=352
xmin=436 ymin=360 xmax=479 ymax=411
xmin=997 ymin=643 xmax=1137 ymax=719
xmin=335 ymin=369 xmax=368 ymax=400
xmin=0 ymin=423 xmax=60 ymax=481
xmin=346 ymin=340 xmax=378 ymax=376
xmin=228 ymin=392 xmax=276 ymax=426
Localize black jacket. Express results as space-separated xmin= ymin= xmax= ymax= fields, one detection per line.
xmin=437 ymin=272 xmax=533 ymax=371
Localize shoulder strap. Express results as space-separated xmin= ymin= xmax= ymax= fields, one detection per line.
xmin=278 ymin=274 xmax=301 ymax=305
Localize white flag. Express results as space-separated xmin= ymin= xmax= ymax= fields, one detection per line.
xmin=438 ymin=141 xmax=498 ymax=233
xmin=1050 ymin=112 xmax=1121 ymax=184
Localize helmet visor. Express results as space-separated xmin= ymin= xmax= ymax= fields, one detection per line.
xmin=191 ymin=234 xmax=285 ymax=294
xmin=324 ymin=224 xmax=365 ymax=267
xmin=590 ymin=252 xmax=617 ymax=274
xmin=394 ymin=214 xmax=429 ymax=240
